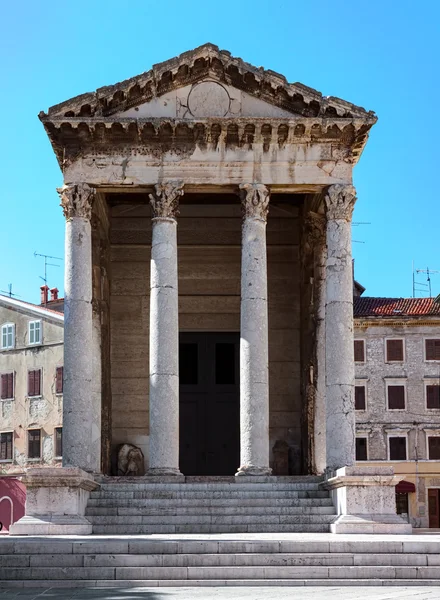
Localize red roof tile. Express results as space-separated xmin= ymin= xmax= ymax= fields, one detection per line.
xmin=354 ymin=297 xmax=440 ymax=318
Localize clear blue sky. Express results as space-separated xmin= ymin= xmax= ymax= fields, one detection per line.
xmin=1 ymin=1 xmax=439 ymax=304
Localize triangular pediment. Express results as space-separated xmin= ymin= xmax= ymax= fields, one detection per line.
xmin=42 ymin=43 xmax=375 ymax=121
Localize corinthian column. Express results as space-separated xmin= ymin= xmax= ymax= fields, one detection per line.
xmin=148 ymin=181 xmax=184 ymax=476
xmin=236 ymin=183 xmax=272 ymax=476
xmin=58 ymin=183 xmax=101 ymax=473
xmin=325 ymin=184 xmax=356 ymax=471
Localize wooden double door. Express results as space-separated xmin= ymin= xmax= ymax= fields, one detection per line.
xmin=428 ymin=489 xmax=440 ymax=528
xmin=179 ymin=333 xmax=240 ymax=476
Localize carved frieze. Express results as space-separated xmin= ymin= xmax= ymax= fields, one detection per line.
xmin=149 ymin=180 xmax=184 ymax=219
xmin=325 ymin=184 xmax=356 ymax=221
xmin=58 ymin=183 xmax=95 ymax=220
xmin=240 ymin=183 xmax=270 ymax=222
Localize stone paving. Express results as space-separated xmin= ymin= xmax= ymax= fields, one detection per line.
xmin=1 ymin=587 xmax=440 ymax=599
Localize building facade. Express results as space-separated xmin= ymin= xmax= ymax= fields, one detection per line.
xmin=0 ymin=288 xmax=64 ymax=473
xmin=354 ymin=296 xmax=440 ymax=528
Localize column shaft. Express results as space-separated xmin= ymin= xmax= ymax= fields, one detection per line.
xmin=325 ymin=184 xmax=356 ymax=471
xmin=59 ymin=183 xmax=101 ymax=473
xmin=237 ymin=183 xmax=271 ymax=476
xmin=148 ymin=182 xmax=183 ymax=476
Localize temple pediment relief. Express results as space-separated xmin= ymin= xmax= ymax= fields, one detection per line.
xmin=119 ymin=81 xmax=295 ymax=119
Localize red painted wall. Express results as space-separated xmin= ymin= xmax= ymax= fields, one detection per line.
xmin=0 ymin=477 xmax=26 ymax=533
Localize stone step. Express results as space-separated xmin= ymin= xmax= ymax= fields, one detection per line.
xmin=89 ymin=490 xmax=330 ymax=500
xmin=91 ymin=524 xmax=331 ymax=534
xmin=87 ymin=514 xmax=337 ymax=525
xmin=87 ymin=497 xmax=334 ymax=507
xmin=85 ymin=505 xmax=336 ymax=516
xmin=97 ymin=482 xmax=322 ymax=491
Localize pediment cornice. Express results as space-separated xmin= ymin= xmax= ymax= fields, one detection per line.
xmin=40 ymin=43 xmax=376 ymax=122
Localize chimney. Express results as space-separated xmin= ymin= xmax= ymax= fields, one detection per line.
xmin=40 ymin=285 xmax=49 ymax=305
xmin=50 ymin=287 xmax=59 ymax=302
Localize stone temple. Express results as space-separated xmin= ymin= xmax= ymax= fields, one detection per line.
xmin=11 ymin=44 xmax=411 ymax=536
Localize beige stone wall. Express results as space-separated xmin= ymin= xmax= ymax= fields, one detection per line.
xmin=110 ymin=199 xmax=301 ymax=472
xmin=0 ymin=304 xmax=64 ymax=472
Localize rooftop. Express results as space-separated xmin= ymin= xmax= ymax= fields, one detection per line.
xmin=354 ymin=296 xmax=440 ymax=318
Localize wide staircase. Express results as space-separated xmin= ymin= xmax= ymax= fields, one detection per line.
xmin=86 ymin=476 xmax=337 ymax=534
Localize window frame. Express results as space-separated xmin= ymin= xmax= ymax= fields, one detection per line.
xmin=425 ymin=379 xmax=440 ymax=411
xmin=355 ymin=434 xmax=369 ymax=461
xmin=385 ymin=338 xmax=405 ymax=363
xmin=427 ymin=435 xmax=440 ymax=461
xmin=0 ymin=431 xmax=13 ymax=463
xmin=28 ymin=320 xmax=42 ymax=346
xmin=385 ymin=378 xmax=407 ymax=411
xmin=354 ymin=339 xmax=366 ymax=363
xmin=54 ymin=427 xmax=62 ymax=458
xmin=27 ymin=368 xmax=42 ymax=398
xmin=1 ymin=323 xmax=15 ymax=350
xmin=387 ymin=433 xmax=408 ymax=461
xmin=55 ymin=366 xmax=63 ymax=395
xmin=425 ymin=338 xmax=440 ymax=362
xmin=354 ymin=379 xmax=368 ymax=411
xmin=0 ymin=371 xmax=14 ymax=400
xmin=27 ymin=428 xmax=41 ymax=460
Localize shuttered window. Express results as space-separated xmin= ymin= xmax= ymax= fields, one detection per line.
xmin=28 ymin=321 xmax=41 ymax=345
xmin=1 ymin=373 xmax=14 ymax=399
xmin=55 ymin=427 xmax=62 ymax=457
xmin=386 ymin=339 xmax=404 ymax=362
xmin=389 ymin=437 xmax=407 ymax=460
xmin=0 ymin=432 xmax=13 ymax=461
xmin=355 ymin=385 xmax=366 ymax=410
xmin=28 ymin=369 xmax=41 ymax=397
xmin=428 ymin=437 xmax=440 ymax=460
xmin=1 ymin=324 xmax=14 ymax=349
xmin=354 ymin=340 xmax=365 ymax=362
xmin=427 ymin=385 xmax=440 ymax=409
xmin=426 ymin=339 xmax=440 ymax=361
xmin=55 ymin=367 xmax=63 ymax=394
xmin=356 ymin=438 xmax=368 ymax=461
xmin=388 ymin=385 xmax=405 ymax=410
xmin=28 ymin=429 xmax=41 ymax=459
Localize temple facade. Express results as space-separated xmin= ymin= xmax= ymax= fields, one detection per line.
xmin=11 ymin=44 xmax=411 ymax=535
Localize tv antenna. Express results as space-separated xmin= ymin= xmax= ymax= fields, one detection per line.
xmin=415 ymin=266 xmax=440 ymax=298
xmin=0 ymin=284 xmax=20 ymax=298
xmin=34 ymin=252 xmax=63 ymax=288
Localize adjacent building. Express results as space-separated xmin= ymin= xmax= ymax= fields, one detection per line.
xmin=0 ymin=286 xmax=64 ymax=473
xmin=354 ymin=296 xmax=440 ymax=528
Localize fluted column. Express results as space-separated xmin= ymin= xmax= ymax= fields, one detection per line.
xmin=325 ymin=184 xmax=356 ymax=471
xmin=236 ymin=183 xmax=272 ymax=476
xmin=148 ymin=181 xmax=184 ymax=476
xmin=58 ymin=183 xmax=101 ymax=473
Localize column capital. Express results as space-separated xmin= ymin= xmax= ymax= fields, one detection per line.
xmin=325 ymin=184 xmax=356 ymax=222
xmin=58 ymin=183 xmax=95 ymax=220
xmin=149 ymin=180 xmax=184 ymax=219
xmin=240 ymin=183 xmax=270 ymax=222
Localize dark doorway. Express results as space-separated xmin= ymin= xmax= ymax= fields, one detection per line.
xmin=179 ymin=332 xmax=240 ymax=475
xmin=428 ymin=489 xmax=440 ymax=528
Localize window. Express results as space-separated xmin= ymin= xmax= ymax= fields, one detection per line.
xmin=1 ymin=324 xmax=14 ymax=350
xmin=389 ymin=436 xmax=407 ymax=460
xmin=426 ymin=339 xmax=440 ymax=361
xmin=386 ymin=339 xmax=404 ymax=362
xmin=356 ymin=437 xmax=368 ymax=461
xmin=28 ymin=321 xmax=41 ymax=345
xmin=1 ymin=373 xmax=14 ymax=400
xmin=28 ymin=429 xmax=41 ymax=459
xmin=426 ymin=385 xmax=440 ymax=409
xmin=0 ymin=432 xmax=13 ymax=461
xmin=54 ymin=427 xmax=62 ymax=457
xmin=387 ymin=384 xmax=406 ymax=410
xmin=55 ymin=366 xmax=63 ymax=394
xmin=428 ymin=437 xmax=440 ymax=460
xmin=354 ymin=340 xmax=365 ymax=362
xmin=355 ymin=385 xmax=366 ymax=410
xmin=28 ymin=369 xmax=42 ymax=397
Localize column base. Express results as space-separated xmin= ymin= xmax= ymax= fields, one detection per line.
xmin=235 ymin=465 xmax=273 ymax=476
xmin=9 ymin=467 xmax=99 ymax=536
xmin=322 ymin=466 xmax=412 ymax=535
xmin=148 ymin=467 xmax=183 ymax=477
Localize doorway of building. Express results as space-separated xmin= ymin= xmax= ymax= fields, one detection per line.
xmin=428 ymin=489 xmax=440 ymax=528
xmin=179 ymin=332 xmax=240 ymax=476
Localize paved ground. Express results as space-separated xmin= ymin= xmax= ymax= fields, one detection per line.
xmin=1 ymin=588 xmax=440 ymax=599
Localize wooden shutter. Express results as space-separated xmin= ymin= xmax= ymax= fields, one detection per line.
xmin=388 ymin=385 xmax=405 ymax=409
xmin=55 ymin=428 xmax=62 ymax=457
xmin=35 ymin=370 xmax=41 ymax=396
xmin=56 ymin=367 xmax=63 ymax=394
xmin=356 ymin=438 xmax=367 ymax=461
xmin=28 ymin=430 xmax=41 ymax=459
xmin=354 ymin=340 xmax=365 ymax=362
xmin=429 ymin=438 xmax=440 ymax=460
xmin=387 ymin=339 xmax=404 ymax=361
xmin=0 ymin=434 xmax=6 ymax=460
xmin=28 ymin=370 xmax=35 ymax=396
xmin=426 ymin=339 xmax=440 ymax=361
xmin=427 ymin=385 xmax=440 ymax=409
xmin=1 ymin=374 xmax=7 ymax=400
xmin=389 ymin=437 xmax=406 ymax=460
xmin=355 ymin=386 xmax=366 ymax=410
xmin=7 ymin=373 xmax=13 ymax=399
